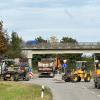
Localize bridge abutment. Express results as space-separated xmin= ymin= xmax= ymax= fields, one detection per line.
xmin=22 ymin=50 xmax=33 ymax=67
xmin=28 ymin=58 xmax=32 ymax=67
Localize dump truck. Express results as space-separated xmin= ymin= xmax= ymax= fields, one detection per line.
xmin=0 ymin=59 xmax=29 ymax=81
xmin=38 ymin=58 xmax=55 ymax=77
xmin=94 ymin=61 xmax=100 ymax=89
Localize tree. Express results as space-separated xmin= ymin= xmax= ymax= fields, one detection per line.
xmin=60 ymin=37 xmax=77 ymax=43
xmin=6 ymin=32 xmax=23 ymax=58
xmin=35 ymin=36 xmax=47 ymax=43
xmin=0 ymin=21 xmax=8 ymax=55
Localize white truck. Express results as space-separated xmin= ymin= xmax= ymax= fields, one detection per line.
xmin=38 ymin=58 xmax=55 ymax=77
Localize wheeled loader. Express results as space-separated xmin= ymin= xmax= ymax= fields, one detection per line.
xmin=94 ymin=61 xmax=100 ymax=89
xmin=62 ymin=61 xmax=91 ymax=82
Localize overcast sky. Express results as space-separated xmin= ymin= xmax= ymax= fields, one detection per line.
xmin=0 ymin=0 xmax=100 ymax=42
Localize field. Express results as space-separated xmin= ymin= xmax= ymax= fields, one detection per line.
xmin=0 ymin=81 xmax=52 ymax=100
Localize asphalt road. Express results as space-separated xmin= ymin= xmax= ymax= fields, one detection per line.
xmin=24 ymin=76 xmax=100 ymax=100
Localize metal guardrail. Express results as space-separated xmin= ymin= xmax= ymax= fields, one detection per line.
xmin=22 ymin=42 xmax=100 ymax=50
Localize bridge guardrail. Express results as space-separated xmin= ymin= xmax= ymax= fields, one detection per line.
xmin=22 ymin=42 xmax=100 ymax=50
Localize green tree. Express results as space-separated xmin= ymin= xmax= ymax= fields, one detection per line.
xmin=35 ymin=36 xmax=47 ymax=43
xmin=60 ymin=37 xmax=77 ymax=43
xmin=6 ymin=32 xmax=23 ymax=58
xmin=95 ymin=54 xmax=100 ymax=61
xmin=0 ymin=21 xmax=8 ymax=57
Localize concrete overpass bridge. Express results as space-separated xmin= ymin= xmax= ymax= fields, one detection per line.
xmin=22 ymin=42 xmax=100 ymax=66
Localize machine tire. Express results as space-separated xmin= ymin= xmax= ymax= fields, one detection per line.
xmin=62 ymin=74 xmax=70 ymax=82
xmin=14 ymin=74 xmax=19 ymax=81
xmin=3 ymin=77 xmax=6 ymax=81
xmin=64 ymin=79 xmax=67 ymax=82
xmin=25 ymin=73 xmax=30 ymax=81
xmin=64 ymin=77 xmax=70 ymax=82
xmin=77 ymin=76 xmax=81 ymax=82
xmin=10 ymin=75 xmax=14 ymax=81
xmin=84 ymin=76 xmax=91 ymax=82
xmin=95 ymin=83 xmax=97 ymax=88
xmin=72 ymin=75 xmax=78 ymax=82
xmin=97 ymin=83 xmax=100 ymax=89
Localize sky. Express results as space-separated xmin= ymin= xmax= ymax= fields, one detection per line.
xmin=0 ymin=0 xmax=100 ymax=42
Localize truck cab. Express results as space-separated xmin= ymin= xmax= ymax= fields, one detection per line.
xmin=38 ymin=58 xmax=55 ymax=77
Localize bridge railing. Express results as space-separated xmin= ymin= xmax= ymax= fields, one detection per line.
xmin=22 ymin=42 xmax=100 ymax=49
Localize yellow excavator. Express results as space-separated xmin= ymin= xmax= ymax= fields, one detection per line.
xmin=94 ymin=61 xmax=100 ymax=89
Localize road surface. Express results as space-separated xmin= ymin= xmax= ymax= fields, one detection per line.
xmin=24 ymin=76 xmax=100 ymax=100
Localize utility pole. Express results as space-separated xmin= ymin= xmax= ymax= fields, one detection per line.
xmin=93 ymin=54 xmax=96 ymax=70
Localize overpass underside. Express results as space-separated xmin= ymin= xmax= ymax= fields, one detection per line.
xmin=23 ymin=49 xmax=100 ymax=55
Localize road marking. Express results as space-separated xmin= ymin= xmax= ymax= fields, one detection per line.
xmin=97 ymin=95 xmax=100 ymax=97
xmin=82 ymin=86 xmax=87 ymax=89
xmin=89 ymin=90 xmax=100 ymax=98
xmin=91 ymin=91 xmax=95 ymax=94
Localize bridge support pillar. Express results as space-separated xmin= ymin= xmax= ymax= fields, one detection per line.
xmin=28 ymin=58 xmax=32 ymax=67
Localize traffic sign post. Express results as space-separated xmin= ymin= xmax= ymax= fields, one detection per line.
xmin=63 ymin=63 xmax=68 ymax=73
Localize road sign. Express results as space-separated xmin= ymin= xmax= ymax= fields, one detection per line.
xmin=63 ymin=63 xmax=68 ymax=68
xmin=63 ymin=59 xmax=67 ymax=63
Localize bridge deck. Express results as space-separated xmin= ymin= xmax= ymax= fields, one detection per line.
xmin=22 ymin=42 xmax=100 ymax=50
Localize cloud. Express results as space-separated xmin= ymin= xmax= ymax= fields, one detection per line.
xmin=0 ymin=0 xmax=100 ymax=42
xmin=1 ymin=0 xmax=100 ymax=10
xmin=1 ymin=5 xmax=100 ymax=29
xmin=13 ymin=0 xmax=48 ymax=3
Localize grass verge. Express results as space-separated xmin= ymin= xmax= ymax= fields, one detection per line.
xmin=0 ymin=81 xmax=53 ymax=100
